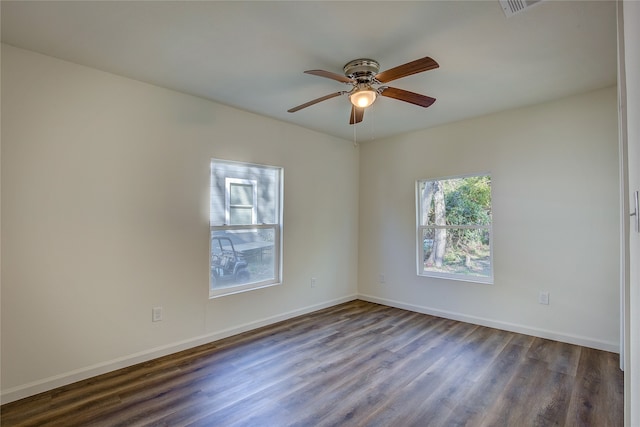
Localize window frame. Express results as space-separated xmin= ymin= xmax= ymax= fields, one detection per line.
xmin=210 ymin=159 xmax=283 ymax=298
xmin=415 ymin=173 xmax=493 ymax=284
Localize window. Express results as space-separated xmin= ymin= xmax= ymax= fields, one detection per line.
xmin=225 ymin=178 xmax=257 ymax=225
xmin=210 ymin=159 xmax=283 ymax=297
xmin=416 ymin=174 xmax=492 ymax=283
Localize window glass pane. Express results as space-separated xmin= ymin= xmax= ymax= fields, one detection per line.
xmin=230 ymin=183 xmax=253 ymax=206
xmin=422 ymin=227 xmax=435 ymax=259
xmin=444 ymin=176 xmax=491 ymax=226
xmin=210 ymin=160 xmax=280 ymax=226
xmin=421 ymin=227 xmax=491 ymax=279
xmin=210 ymin=228 xmax=276 ymax=289
xmin=229 ymin=207 xmax=253 ymax=225
xmin=419 ymin=176 xmax=491 ymax=226
xmin=256 ymin=182 xmax=278 ymax=225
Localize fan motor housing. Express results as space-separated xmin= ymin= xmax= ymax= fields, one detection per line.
xmin=343 ymin=59 xmax=380 ymax=84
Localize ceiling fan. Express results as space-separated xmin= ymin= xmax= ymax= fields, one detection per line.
xmin=288 ymin=56 xmax=439 ymax=125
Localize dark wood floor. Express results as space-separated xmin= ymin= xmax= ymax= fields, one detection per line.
xmin=1 ymin=300 xmax=623 ymax=426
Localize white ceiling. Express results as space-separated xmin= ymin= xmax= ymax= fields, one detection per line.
xmin=1 ymin=1 xmax=617 ymax=142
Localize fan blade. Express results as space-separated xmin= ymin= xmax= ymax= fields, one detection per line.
xmin=349 ymin=106 xmax=364 ymax=125
xmin=304 ymin=69 xmax=353 ymax=84
xmin=380 ymin=87 xmax=436 ymax=108
xmin=375 ymin=57 xmax=439 ymax=83
xmin=288 ymin=91 xmax=345 ymax=113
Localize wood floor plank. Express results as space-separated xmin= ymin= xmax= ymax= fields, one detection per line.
xmin=566 ymin=347 xmax=624 ymax=427
xmin=440 ymin=340 xmax=531 ymax=426
xmin=528 ymin=337 xmax=582 ymax=376
xmin=480 ymin=356 xmax=553 ymax=426
xmin=1 ymin=300 xmax=623 ymax=427
xmin=374 ymin=326 xmax=511 ymax=426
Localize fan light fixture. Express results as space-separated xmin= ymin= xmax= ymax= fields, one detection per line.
xmin=350 ymin=89 xmax=377 ymax=108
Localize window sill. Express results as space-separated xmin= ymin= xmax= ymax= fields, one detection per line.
xmin=418 ymin=271 xmax=493 ymax=285
xmin=209 ymin=281 xmax=282 ymax=299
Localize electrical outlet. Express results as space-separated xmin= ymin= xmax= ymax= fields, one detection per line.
xmin=311 ymin=277 xmax=317 ymax=288
xmin=152 ymin=306 xmax=163 ymax=322
xmin=538 ymin=292 xmax=550 ymax=305
xmin=379 ymin=274 xmax=386 ymax=284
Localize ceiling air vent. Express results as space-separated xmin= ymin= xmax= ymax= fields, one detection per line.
xmin=499 ymin=0 xmax=543 ymax=17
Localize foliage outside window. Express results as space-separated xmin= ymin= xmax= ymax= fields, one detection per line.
xmin=210 ymin=159 xmax=283 ymax=297
xmin=416 ymin=174 xmax=492 ymax=283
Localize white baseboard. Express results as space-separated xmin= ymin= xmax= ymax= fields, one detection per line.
xmin=358 ymin=293 xmax=619 ymax=353
xmin=1 ymin=294 xmax=358 ymax=405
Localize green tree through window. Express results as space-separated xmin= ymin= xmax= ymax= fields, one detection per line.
xmin=417 ymin=174 xmax=492 ymax=283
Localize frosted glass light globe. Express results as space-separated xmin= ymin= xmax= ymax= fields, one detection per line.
xmin=350 ymin=89 xmax=377 ymax=108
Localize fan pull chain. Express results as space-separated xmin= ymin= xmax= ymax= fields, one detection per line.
xmin=368 ymin=108 xmax=374 ymax=142
xmin=353 ymin=111 xmax=358 ymax=147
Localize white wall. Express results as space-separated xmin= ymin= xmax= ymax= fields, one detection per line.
xmin=358 ymin=86 xmax=620 ymax=351
xmin=0 ymin=44 xmax=359 ymax=402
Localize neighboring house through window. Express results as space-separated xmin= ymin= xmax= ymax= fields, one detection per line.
xmin=210 ymin=159 xmax=283 ymax=297
xmin=416 ymin=173 xmax=493 ymax=284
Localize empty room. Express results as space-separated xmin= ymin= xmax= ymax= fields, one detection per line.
xmin=2 ymin=1 xmax=639 ymax=426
